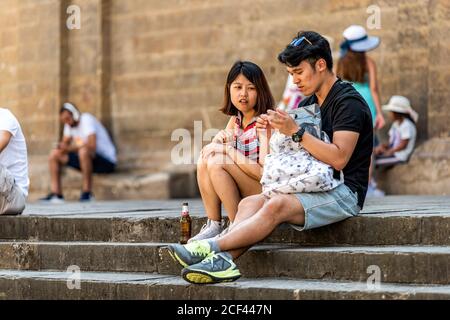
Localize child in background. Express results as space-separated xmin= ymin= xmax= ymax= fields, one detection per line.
xmin=375 ymin=95 xmax=418 ymax=167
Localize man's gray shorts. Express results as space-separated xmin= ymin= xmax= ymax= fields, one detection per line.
xmin=291 ymin=183 xmax=360 ymax=231
xmin=0 ymin=165 xmax=26 ymax=216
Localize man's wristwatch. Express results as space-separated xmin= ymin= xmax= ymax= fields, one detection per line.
xmin=291 ymin=126 xmax=306 ymax=143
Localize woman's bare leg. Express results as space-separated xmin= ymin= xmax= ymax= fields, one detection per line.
xmin=196 ymin=155 xmax=222 ymax=221
xmin=207 ymin=153 xmax=261 ymax=222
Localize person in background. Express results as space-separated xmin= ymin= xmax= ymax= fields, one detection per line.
xmin=375 ymin=95 xmax=418 ymax=167
xmin=40 ymin=103 xmax=117 ymax=203
xmin=277 ymin=74 xmax=305 ymax=111
xmin=0 ymin=108 xmax=29 ymax=215
xmin=336 ymin=25 xmax=385 ymax=197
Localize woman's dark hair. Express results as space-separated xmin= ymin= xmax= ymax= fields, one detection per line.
xmin=278 ymin=31 xmax=333 ymax=71
xmin=220 ymin=61 xmax=275 ymax=116
xmin=336 ymin=50 xmax=367 ymax=83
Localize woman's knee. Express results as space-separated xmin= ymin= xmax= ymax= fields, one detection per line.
xmin=237 ymin=195 xmax=263 ymax=212
xmin=197 ymin=157 xmax=208 ymax=173
xmin=206 ymin=154 xmax=227 ymax=172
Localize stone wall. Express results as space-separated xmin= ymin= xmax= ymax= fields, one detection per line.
xmin=0 ymin=0 xmax=449 ymax=198
xmin=0 ymin=0 xmax=63 ymax=197
xmin=0 ymin=0 xmax=62 ymax=155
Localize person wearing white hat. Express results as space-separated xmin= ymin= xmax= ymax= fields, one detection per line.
xmin=337 ymin=25 xmax=384 ymax=130
xmin=374 ymin=95 xmax=418 ymax=167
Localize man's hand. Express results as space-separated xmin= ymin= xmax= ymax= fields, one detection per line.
xmin=266 ymin=109 xmax=299 ymax=136
xmin=0 ymin=130 xmax=12 ymax=154
xmin=56 ymin=142 xmax=70 ymax=153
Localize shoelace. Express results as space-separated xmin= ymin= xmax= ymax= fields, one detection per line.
xmin=201 ymin=252 xmax=219 ymax=266
xmin=198 ymin=221 xmax=210 ymax=232
xmin=188 ymin=241 xmax=211 ymax=257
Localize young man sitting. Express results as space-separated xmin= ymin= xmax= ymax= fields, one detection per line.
xmin=0 ymin=108 xmax=29 ymax=215
xmin=168 ymin=31 xmax=373 ymax=284
xmin=41 ymin=103 xmax=117 ymax=203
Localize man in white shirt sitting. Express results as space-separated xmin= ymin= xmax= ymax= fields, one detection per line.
xmin=41 ymin=103 xmax=117 ymax=203
xmin=0 ymin=108 xmax=29 ymax=215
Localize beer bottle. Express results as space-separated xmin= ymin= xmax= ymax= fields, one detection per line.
xmin=180 ymin=202 xmax=191 ymax=244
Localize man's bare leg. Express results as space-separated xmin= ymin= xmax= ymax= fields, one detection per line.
xmin=216 ymin=194 xmax=305 ymax=259
xmin=78 ymin=147 xmax=93 ymax=193
xmin=49 ymin=149 xmax=68 ymax=194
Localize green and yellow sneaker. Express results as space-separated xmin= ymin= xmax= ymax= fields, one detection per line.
xmin=181 ymin=252 xmax=241 ymax=284
xmin=167 ymin=240 xmax=213 ymax=268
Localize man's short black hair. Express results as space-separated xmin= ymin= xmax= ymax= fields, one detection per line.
xmin=278 ymin=31 xmax=333 ymax=71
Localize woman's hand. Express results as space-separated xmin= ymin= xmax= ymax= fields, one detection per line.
xmin=256 ymin=113 xmax=273 ymax=130
xmin=201 ymin=142 xmax=231 ymax=160
xmin=212 ymin=129 xmax=234 ymax=144
xmin=375 ymin=113 xmax=385 ymax=130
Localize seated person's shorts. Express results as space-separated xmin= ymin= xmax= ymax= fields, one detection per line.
xmin=67 ymin=152 xmax=116 ymax=173
xmin=290 ymin=183 xmax=360 ymax=231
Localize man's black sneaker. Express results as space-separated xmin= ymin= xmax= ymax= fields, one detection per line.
xmin=80 ymin=192 xmax=95 ymax=202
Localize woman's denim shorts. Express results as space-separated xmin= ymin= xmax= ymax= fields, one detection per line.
xmin=290 ymin=183 xmax=360 ymax=231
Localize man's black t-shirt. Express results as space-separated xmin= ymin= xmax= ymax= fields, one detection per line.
xmin=298 ymin=79 xmax=373 ymax=208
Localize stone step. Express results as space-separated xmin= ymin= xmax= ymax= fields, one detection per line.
xmin=27 ymin=168 xmax=199 ymax=202
xmin=1 ymin=200 xmax=450 ymax=245
xmin=27 ymin=150 xmax=190 ymax=201
xmin=377 ymin=137 xmax=450 ymax=196
xmin=0 ymin=241 xmax=449 ymax=285
xmin=0 ymin=269 xmax=449 ymax=300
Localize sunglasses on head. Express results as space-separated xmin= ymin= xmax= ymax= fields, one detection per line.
xmin=290 ymin=36 xmax=313 ymax=47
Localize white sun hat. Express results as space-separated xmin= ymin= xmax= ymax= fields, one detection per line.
xmin=340 ymin=25 xmax=380 ymax=55
xmin=382 ymin=95 xmax=419 ymax=123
